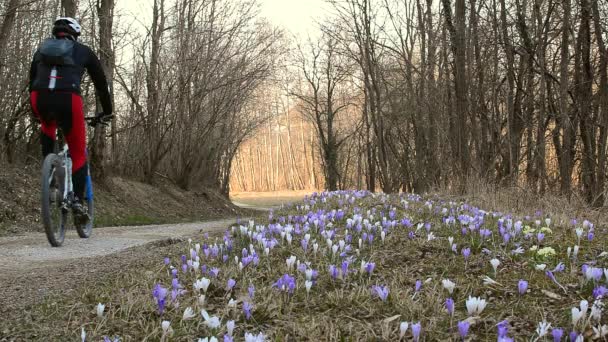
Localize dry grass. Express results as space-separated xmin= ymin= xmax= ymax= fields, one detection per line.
xmin=5 ymin=190 xmax=608 ymax=341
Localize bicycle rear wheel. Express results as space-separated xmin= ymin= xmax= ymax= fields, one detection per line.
xmin=41 ymin=154 xmax=68 ymax=247
xmin=76 ymin=170 xmax=93 ymax=238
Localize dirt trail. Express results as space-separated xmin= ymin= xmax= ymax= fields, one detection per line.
xmin=0 ymin=192 xmax=305 ymax=276
xmin=0 ymin=219 xmax=236 ymax=275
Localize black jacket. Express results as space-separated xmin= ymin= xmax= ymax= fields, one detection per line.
xmin=29 ymin=38 xmax=112 ymax=115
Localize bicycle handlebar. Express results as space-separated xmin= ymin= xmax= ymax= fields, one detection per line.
xmin=85 ymin=113 xmax=113 ymax=127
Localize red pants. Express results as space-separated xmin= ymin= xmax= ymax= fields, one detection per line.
xmin=30 ymin=90 xmax=88 ymax=200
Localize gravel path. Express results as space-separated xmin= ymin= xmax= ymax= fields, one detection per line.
xmin=0 ymin=219 xmax=236 ymax=275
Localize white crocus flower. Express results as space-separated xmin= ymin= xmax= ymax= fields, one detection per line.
xmin=399 ymin=321 xmax=409 ymax=338
xmin=96 ymin=303 xmax=105 ymax=318
xmin=573 ymin=245 xmax=580 ymax=257
xmin=511 ymin=247 xmax=525 ymax=255
xmin=198 ymin=338 xmax=218 ymax=342
xmin=567 ymin=247 xmax=572 ymax=259
xmin=572 ymin=307 xmax=584 ymax=326
xmin=313 ymin=243 xmax=319 ymax=254
xmin=490 ymin=258 xmax=500 ymax=274
xmin=536 ymin=320 xmax=551 ymax=337
xmin=448 ymin=236 xmax=454 ymax=247
xmin=227 ymin=320 xmax=236 ymax=336
xmin=580 ymin=300 xmax=589 ymax=317
xmin=592 ymin=325 xmax=608 ymax=339
xmin=228 ymin=298 xmax=237 ymax=309
xmin=81 ymin=327 xmax=86 ymax=342
xmin=194 ymin=277 xmax=211 ymax=293
xmin=161 ymin=320 xmax=171 ymax=333
xmin=305 ymin=280 xmax=313 ymax=294
xmin=535 ymin=264 xmax=547 ymax=271
xmin=591 ymin=300 xmax=603 ymax=321
xmin=483 ymin=276 xmax=500 ymax=286
xmin=381 ymin=231 xmax=386 ymax=243
xmin=332 ymin=245 xmax=339 ymax=255
xmin=442 ymin=279 xmax=456 ymax=294
xmin=183 ymin=307 xmax=196 ymax=320
xmin=244 ymin=332 xmax=266 ymax=342
xmin=198 ymin=294 xmax=206 ymax=306
xmin=466 ymin=296 xmax=487 ymax=316
xmin=201 ymin=310 xmax=221 ymax=329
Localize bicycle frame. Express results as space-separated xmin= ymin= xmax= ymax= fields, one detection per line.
xmin=57 ymin=143 xmax=73 ymax=206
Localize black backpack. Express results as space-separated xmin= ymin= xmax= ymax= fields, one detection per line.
xmin=39 ymin=38 xmax=76 ymax=66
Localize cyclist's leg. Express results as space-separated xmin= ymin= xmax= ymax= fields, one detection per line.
xmin=63 ymin=93 xmax=87 ymax=202
xmin=30 ymin=91 xmax=57 ymax=157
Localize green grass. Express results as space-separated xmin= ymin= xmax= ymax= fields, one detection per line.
xmin=93 ymin=213 xmax=170 ymax=227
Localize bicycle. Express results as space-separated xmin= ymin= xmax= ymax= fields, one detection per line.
xmin=41 ymin=114 xmax=109 ymax=247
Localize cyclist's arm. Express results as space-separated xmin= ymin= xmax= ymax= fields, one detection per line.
xmin=84 ymin=46 xmax=113 ymax=116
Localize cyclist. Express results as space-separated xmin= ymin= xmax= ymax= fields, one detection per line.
xmin=29 ymin=17 xmax=113 ymax=225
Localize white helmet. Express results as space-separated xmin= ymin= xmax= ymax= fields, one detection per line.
xmin=53 ymin=17 xmax=81 ymax=38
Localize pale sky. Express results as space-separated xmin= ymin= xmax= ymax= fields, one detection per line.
xmin=118 ymin=0 xmax=327 ymax=37
xmin=259 ymin=0 xmax=327 ymax=37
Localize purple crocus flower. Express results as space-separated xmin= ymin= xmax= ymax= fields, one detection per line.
xmin=301 ymin=239 xmax=308 ymax=252
xmin=209 ymin=267 xmax=220 ymax=278
xmin=243 ymin=301 xmax=253 ymax=320
xmin=371 ymin=285 xmax=389 ymax=302
xmin=341 ymin=261 xmax=350 ymax=279
xmin=458 ymin=321 xmax=470 ymax=339
xmin=593 ymin=285 xmax=608 ymax=299
xmin=152 ymin=283 xmax=168 ymax=315
xmin=569 ymin=331 xmax=578 ymax=342
xmin=588 ymin=232 xmax=595 ymax=241
xmin=462 ymin=248 xmax=471 ymax=260
xmin=411 ymin=322 xmax=422 ymax=342
xmin=552 ymin=328 xmax=563 ymax=342
xmin=497 ymin=320 xmax=509 ymax=338
xmin=248 ymin=284 xmax=255 ymax=299
xmin=272 ymin=274 xmax=296 ymax=294
xmin=408 ymin=231 xmax=416 ymax=239
xmin=172 ymin=278 xmax=181 ymax=290
xmin=592 ymin=268 xmax=604 ymax=281
xmin=552 ymin=263 xmax=565 ymax=273
xmin=224 ymin=335 xmax=234 ymax=342
xmin=222 ymin=255 xmax=229 ymax=263
xmin=445 ymin=297 xmax=454 ymax=315
xmin=227 ymin=278 xmax=236 ymax=291
xmin=518 ymin=280 xmax=528 ymax=295
xmin=181 ymin=264 xmax=188 ymax=273
xmin=171 ymin=268 xmax=178 ymax=277
xmin=415 ymin=280 xmax=422 ymax=292
xmin=537 ymin=232 xmax=545 ymax=243
xmin=181 ymin=255 xmax=187 ymax=263
xmin=329 ymin=265 xmax=339 ymax=280
xmin=365 ymin=262 xmax=375 ymax=275
xmin=163 ymin=257 xmax=170 ymax=265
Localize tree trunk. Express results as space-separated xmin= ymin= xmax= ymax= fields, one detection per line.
xmin=61 ymin=0 xmax=78 ymax=17
xmin=90 ymin=0 xmax=115 ymax=182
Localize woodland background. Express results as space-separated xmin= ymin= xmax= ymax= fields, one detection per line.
xmin=0 ymin=0 xmax=607 ymax=206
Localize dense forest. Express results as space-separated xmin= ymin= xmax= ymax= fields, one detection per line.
xmin=1 ymin=0 xmax=607 ymax=205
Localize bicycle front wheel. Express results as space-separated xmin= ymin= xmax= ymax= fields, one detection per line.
xmin=41 ymin=154 xmax=68 ymax=247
